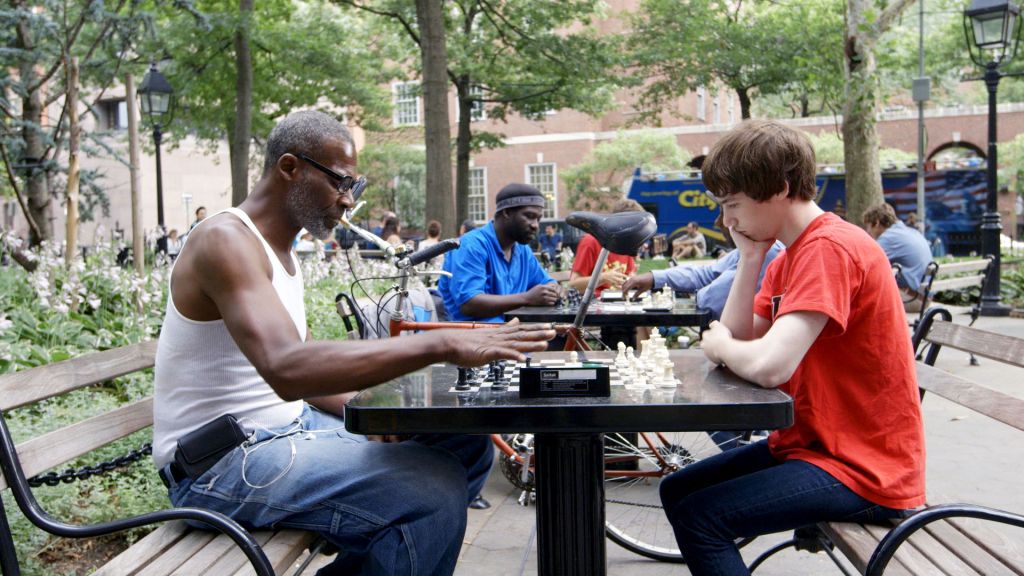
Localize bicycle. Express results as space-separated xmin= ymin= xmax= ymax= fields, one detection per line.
xmin=338 ymin=208 xmax=754 ymax=563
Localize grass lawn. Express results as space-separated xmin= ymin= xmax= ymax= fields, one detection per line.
xmin=636 ymin=257 xmax=716 ymax=274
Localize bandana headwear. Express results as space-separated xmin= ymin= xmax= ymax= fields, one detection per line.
xmin=495 ymin=183 xmax=546 ymax=213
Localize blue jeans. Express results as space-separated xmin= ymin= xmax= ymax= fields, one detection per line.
xmin=165 ymin=405 xmax=493 ymax=576
xmin=659 ymin=440 xmax=909 ymax=576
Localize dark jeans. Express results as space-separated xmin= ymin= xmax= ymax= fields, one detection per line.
xmin=659 ymin=440 xmax=910 ymax=576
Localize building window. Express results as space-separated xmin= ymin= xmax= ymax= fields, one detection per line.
xmin=101 ymin=99 xmax=128 ymax=130
xmin=712 ymin=96 xmax=720 ymax=124
xmin=393 ymin=82 xmax=421 ymax=126
xmin=468 ymin=167 xmax=487 ymax=222
xmin=527 ymin=163 xmax=557 ymax=219
xmin=728 ymin=97 xmax=735 ymax=124
xmin=696 ymin=86 xmax=706 ymax=121
xmin=469 ymin=85 xmax=485 ymax=122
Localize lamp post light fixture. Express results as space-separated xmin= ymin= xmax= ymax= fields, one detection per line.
xmin=963 ymin=0 xmax=1022 ymax=316
xmin=137 ymin=62 xmax=174 ymax=230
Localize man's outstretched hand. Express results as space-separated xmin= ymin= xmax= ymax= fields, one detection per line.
xmin=441 ymin=318 xmax=555 ymax=366
xmin=621 ymin=272 xmax=655 ymax=301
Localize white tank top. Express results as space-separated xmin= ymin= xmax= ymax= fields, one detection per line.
xmin=152 ymin=208 xmax=305 ymax=467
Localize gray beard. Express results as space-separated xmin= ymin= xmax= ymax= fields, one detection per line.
xmin=286 ymin=179 xmax=332 ymax=240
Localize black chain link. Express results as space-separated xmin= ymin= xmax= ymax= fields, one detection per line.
xmin=26 ymin=442 xmax=152 ymax=487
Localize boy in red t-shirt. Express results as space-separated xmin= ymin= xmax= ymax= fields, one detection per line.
xmin=660 ymin=119 xmax=925 ymax=575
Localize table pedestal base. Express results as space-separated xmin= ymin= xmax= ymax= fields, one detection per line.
xmin=534 ymin=433 xmax=606 ymax=576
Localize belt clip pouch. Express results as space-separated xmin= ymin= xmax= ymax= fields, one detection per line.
xmin=174 ymin=414 xmax=248 ymax=479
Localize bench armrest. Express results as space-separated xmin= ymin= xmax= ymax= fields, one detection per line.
xmin=1 ymin=419 xmax=274 ymax=575
xmin=865 ymin=503 xmax=1024 ymax=576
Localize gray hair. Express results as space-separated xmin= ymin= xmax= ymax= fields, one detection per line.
xmin=262 ymin=110 xmax=353 ymax=176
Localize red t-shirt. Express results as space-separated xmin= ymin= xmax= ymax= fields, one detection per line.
xmin=571 ymin=234 xmax=636 ymax=296
xmin=755 ymin=213 xmax=926 ymax=510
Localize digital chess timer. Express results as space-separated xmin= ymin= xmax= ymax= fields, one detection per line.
xmin=518 ymin=364 xmax=610 ymax=398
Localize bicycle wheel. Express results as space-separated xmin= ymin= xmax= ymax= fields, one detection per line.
xmin=603 ymin=431 xmax=754 ymax=563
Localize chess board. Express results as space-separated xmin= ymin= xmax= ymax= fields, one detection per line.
xmin=446 ymin=357 xmax=625 ymax=393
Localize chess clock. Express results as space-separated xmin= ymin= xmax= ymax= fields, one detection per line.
xmin=518 ymin=364 xmax=611 ymax=398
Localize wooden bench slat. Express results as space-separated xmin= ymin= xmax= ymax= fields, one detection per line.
xmin=0 ymin=341 xmax=156 ymax=411
xmin=93 ymin=521 xmax=190 ymax=576
xmin=861 ymin=522 xmax=946 ymax=575
xmin=230 ymin=530 xmax=318 ymax=576
xmin=924 ymin=519 xmax=1021 ymax=575
xmin=925 ymin=322 xmax=1024 ymax=369
xmin=930 ymin=274 xmax=987 ymax=293
xmin=899 ymin=520 xmax=984 ymax=575
xmin=0 ymin=398 xmax=153 ymax=492
xmin=949 ymin=516 xmax=1024 ymax=574
xmin=820 ymin=522 xmax=913 ymax=575
xmin=133 ymin=529 xmax=218 ymax=576
xmin=934 ymin=259 xmax=992 ymax=275
xmin=171 ymin=529 xmax=276 ymax=576
xmin=915 ymin=364 xmax=1024 ymax=432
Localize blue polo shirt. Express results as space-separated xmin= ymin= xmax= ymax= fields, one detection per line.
xmin=439 ymin=222 xmax=554 ymax=322
xmin=876 ymin=221 xmax=932 ymax=294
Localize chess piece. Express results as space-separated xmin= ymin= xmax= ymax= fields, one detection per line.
xmin=455 ymin=367 xmax=472 ymax=391
xmin=568 ymin=350 xmax=579 ymax=364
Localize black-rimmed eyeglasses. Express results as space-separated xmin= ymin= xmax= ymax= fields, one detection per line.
xmin=297 ymin=153 xmax=366 ymax=198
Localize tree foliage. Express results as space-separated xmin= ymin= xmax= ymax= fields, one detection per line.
xmin=0 ymin=0 xmax=151 ymax=246
xmin=356 ymin=142 xmax=426 ymax=229
xmin=629 ymin=0 xmax=844 ymax=121
xmin=562 ymin=131 xmax=691 ymax=212
xmin=147 ymin=0 xmax=398 ymax=190
xmin=335 ymin=0 xmax=623 ymax=232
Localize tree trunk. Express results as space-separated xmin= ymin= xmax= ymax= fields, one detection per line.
xmin=231 ymin=0 xmax=254 ymax=207
xmin=737 ymin=87 xmax=752 ymax=120
xmin=126 ymin=73 xmax=145 ymax=277
xmin=416 ymin=0 xmax=455 ymax=236
xmin=21 ymin=63 xmax=51 ymax=245
xmin=454 ymin=76 xmax=473 ymax=234
xmin=842 ymin=0 xmax=884 ymax=227
xmin=65 ymin=56 xmax=80 ymax=271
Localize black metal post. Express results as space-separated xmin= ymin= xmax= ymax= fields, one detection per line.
xmin=154 ymin=123 xmax=165 ymax=229
xmin=980 ymin=62 xmax=1012 ymax=316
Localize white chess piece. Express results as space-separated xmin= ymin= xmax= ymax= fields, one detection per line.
xmin=616 ymin=342 xmax=627 ymax=367
xmin=657 ymin=362 xmax=677 ymax=389
xmin=568 ymin=350 xmax=579 ymax=364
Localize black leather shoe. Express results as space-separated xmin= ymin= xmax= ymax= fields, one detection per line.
xmin=469 ymin=494 xmax=491 ymax=509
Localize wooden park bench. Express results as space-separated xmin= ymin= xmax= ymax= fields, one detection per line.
xmin=0 ymin=342 xmax=325 ymax=575
xmin=908 ymin=256 xmax=994 ymax=330
xmin=748 ymin=307 xmax=1024 ymax=575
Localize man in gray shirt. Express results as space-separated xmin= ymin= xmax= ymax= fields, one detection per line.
xmin=863 ymin=202 xmax=933 ymax=312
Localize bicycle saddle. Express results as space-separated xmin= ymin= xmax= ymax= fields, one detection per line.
xmin=566 ymin=211 xmax=657 ymax=255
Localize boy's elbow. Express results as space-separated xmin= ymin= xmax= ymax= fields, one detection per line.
xmin=748 ymin=359 xmax=795 ymax=389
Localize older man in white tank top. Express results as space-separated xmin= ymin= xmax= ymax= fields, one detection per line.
xmin=153 ymin=110 xmax=554 ymax=576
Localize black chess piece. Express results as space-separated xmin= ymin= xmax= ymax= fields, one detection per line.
xmin=455 ymin=367 xmax=472 ymax=391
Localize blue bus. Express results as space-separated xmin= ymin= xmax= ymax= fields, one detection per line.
xmin=627 ymin=167 xmax=986 ymax=256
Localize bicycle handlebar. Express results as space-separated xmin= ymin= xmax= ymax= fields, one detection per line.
xmin=396 ymin=238 xmax=460 ymax=269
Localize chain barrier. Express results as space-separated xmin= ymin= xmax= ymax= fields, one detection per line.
xmin=26 ymin=442 xmax=152 ymax=487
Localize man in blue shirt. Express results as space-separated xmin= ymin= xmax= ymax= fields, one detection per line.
xmin=537 ymin=224 xmax=562 ymax=268
xmin=621 ymin=226 xmax=783 ymax=321
xmin=863 ymin=202 xmax=932 ymax=312
xmin=440 ymin=184 xmax=560 ymax=322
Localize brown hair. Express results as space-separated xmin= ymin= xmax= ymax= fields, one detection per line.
xmin=426 ymin=220 xmax=442 ymax=238
xmin=612 ymin=198 xmax=645 ymax=213
xmin=862 ymin=203 xmax=898 ymax=228
xmin=702 ymin=119 xmax=817 ymax=202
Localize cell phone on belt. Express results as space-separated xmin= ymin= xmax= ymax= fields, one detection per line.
xmin=173 ymin=414 xmax=248 ymax=479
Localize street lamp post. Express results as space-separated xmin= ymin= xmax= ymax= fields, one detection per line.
xmin=137 ymin=63 xmax=174 ymax=230
xmin=964 ymin=0 xmax=1022 ymax=316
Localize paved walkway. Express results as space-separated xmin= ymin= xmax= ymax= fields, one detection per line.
xmin=301 ymin=306 xmax=1024 ymax=575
